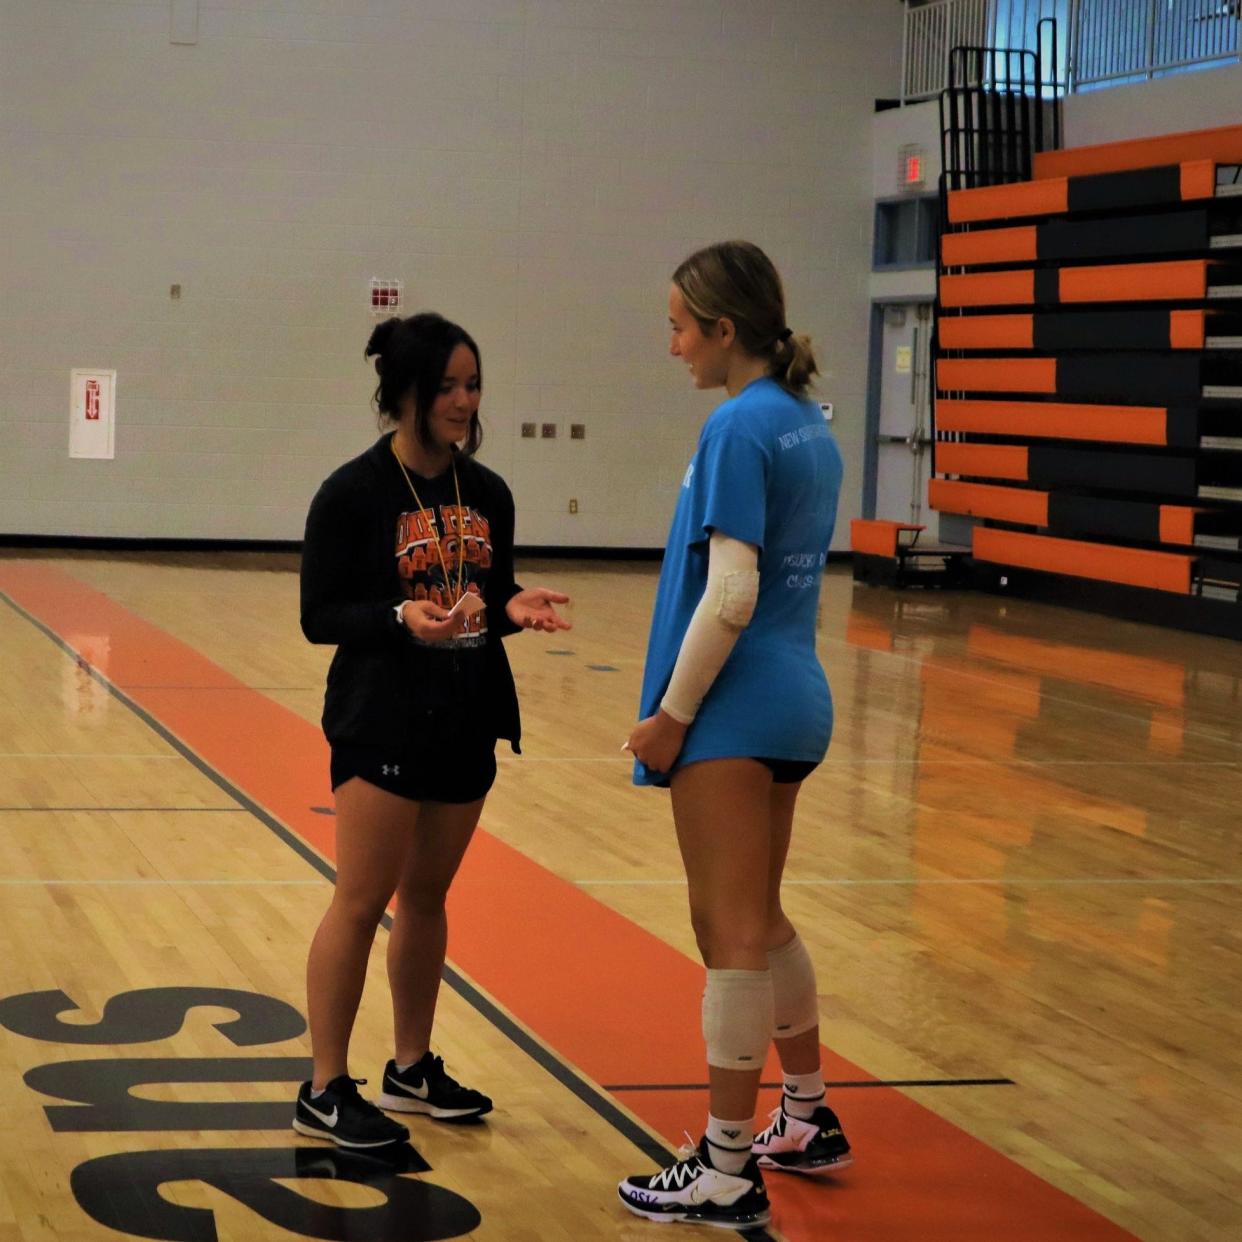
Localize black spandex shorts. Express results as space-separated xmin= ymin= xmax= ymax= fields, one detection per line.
xmin=330 ymin=740 xmax=497 ymax=804
xmin=757 ymin=758 xmax=820 ymax=784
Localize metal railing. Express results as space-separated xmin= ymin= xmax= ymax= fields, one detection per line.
xmin=1072 ymin=0 xmax=1241 ymax=88
xmin=903 ymin=0 xmax=991 ymax=100
xmin=902 ymin=0 xmax=1240 ymax=101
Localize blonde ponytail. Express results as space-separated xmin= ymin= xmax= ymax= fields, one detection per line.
xmin=770 ymin=332 xmax=819 ymax=396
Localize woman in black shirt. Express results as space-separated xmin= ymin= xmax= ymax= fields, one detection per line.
xmin=294 ymin=312 xmax=570 ymax=1148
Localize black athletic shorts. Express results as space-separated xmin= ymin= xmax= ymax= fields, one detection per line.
xmin=757 ymin=758 xmax=819 ymax=784
xmin=330 ymin=739 xmax=498 ymax=805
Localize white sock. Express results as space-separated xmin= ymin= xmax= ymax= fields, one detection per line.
xmin=309 ymin=1086 xmax=326 ymax=1099
xmin=705 ymin=1114 xmax=754 ymax=1175
xmin=782 ymin=1069 xmax=826 ymax=1120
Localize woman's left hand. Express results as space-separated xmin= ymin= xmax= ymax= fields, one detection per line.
xmin=506 ymin=588 xmax=572 ymax=633
xmin=626 ymin=711 xmax=688 ymax=774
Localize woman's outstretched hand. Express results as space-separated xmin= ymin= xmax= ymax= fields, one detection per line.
xmin=506 ymin=588 xmax=572 ymax=634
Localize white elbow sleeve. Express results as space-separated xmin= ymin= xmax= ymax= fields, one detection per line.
xmin=659 ymin=533 xmax=760 ymax=725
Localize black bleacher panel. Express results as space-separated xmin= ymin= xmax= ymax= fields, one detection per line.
xmin=1056 ymin=355 xmax=1203 ymax=403
xmin=1046 ymin=494 xmax=1162 ymax=541
xmin=1039 ymin=211 xmax=1209 ymax=262
xmin=1033 ymin=311 xmax=1174 ymax=351
xmin=1066 ymin=165 xmax=1184 ymax=214
xmin=1027 ymin=447 xmax=1197 ymax=496
xmin=1033 ymin=269 xmax=1058 ymax=304
xmin=1207 ymin=312 xmax=1242 ymax=340
xmin=1198 ymin=453 xmax=1242 ymax=492
xmin=1168 ymin=408 xmax=1203 ymax=450
xmin=1208 ymin=264 xmax=1242 ymax=291
xmin=1065 ymin=165 xmax=1185 ymax=214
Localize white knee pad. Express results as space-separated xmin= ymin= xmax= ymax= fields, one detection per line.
xmin=768 ymin=934 xmax=819 ymax=1039
xmin=702 ymin=969 xmax=774 ymax=1070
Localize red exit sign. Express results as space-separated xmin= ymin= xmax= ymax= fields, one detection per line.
xmin=899 ymin=143 xmax=926 ymax=190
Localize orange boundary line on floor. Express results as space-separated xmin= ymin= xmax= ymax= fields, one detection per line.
xmin=0 ymin=561 xmax=1140 ymax=1242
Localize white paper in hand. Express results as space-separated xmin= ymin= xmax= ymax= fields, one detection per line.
xmin=448 ymin=592 xmax=486 ymax=619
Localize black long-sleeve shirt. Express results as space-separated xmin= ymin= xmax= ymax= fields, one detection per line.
xmin=301 ymin=433 xmax=524 ymax=752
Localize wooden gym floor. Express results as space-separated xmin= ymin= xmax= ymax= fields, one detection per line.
xmin=0 ymin=549 xmax=1239 ymax=1242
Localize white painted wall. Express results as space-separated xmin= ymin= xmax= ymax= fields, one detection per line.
xmin=872 ymin=98 xmax=942 ymax=201
xmin=1064 ymin=60 xmax=1242 ymax=148
xmin=0 ymin=0 xmax=902 ymax=548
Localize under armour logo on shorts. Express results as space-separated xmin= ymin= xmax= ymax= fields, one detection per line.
xmin=382 ymin=764 xmax=400 ymax=776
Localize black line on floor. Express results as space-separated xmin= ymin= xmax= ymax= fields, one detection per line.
xmin=1 ymin=590 xmax=756 ymax=1232
xmin=1 ymin=591 xmax=333 ymax=882
xmin=607 ymin=1078 xmax=1016 ymax=1091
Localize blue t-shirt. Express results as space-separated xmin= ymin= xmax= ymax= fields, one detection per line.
xmin=635 ymin=377 xmax=843 ymax=787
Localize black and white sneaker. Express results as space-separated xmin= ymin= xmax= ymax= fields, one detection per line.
xmin=293 ymin=1076 xmax=409 ymax=1149
xmin=753 ymin=1103 xmax=852 ymax=1175
xmin=378 ymin=1053 xmax=493 ymax=1123
xmin=618 ymin=1137 xmax=771 ymax=1230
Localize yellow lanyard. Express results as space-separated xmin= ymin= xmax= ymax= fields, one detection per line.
xmin=390 ymin=435 xmax=466 ymax=605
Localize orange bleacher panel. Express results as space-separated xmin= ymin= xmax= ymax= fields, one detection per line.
xmin=936 ymin=443 xmax=1029 ymax=481
xmin=850 ymin=519 xmax=924 ymax=559
xmin=1033 ymin=124 xmax=1242 ymax=181
xmin=929 ymin=478 xmax=1049 ymax=526
xmin=1170 ymin=310 xmax=1207 ymax=349
xmin=934 ymin=399 xmax=1176 ymax=447
xmin=941 ymin=226 xmax=1038 ymax=267
xmin=938 ymin=314 xmax=1035 ymax=350
xmin=1058 ymin=259 xmax=1210 ymax=303
xmin=940 ymin=270 xmax=1036 ymax=308
xmin=1180 ymin=161 xmax=1218 ymax=201
xmin=947 ymin=179 xmax=1069 ymax=225
xmin=973 ymin=527 xmax=1194 ymax=594
xmin=937 ymin=358 xmax=1057 ymax=394
xmin=1159 ymin=506 xmax=1200 ymax=546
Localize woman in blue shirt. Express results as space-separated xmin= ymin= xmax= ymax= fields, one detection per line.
xmin=619 ymin=242 xmax=852 ymax=1229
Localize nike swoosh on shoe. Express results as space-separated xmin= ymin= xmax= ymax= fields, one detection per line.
xmin=303 ymin=1102 xmax=339 ymax=1127
xmin=387 ymin=1079 xmax=430 ymax=1100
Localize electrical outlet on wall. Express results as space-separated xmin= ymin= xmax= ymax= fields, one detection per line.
xmin=541 ymin=423 xmax=557 ymax=439
xmin=570 ymin=424 xmax=585 ymax=439
xmin=568 ymin=498 xmax=578 ymax=514
xmin=521 ymin=423 xmax=536 ymax=438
